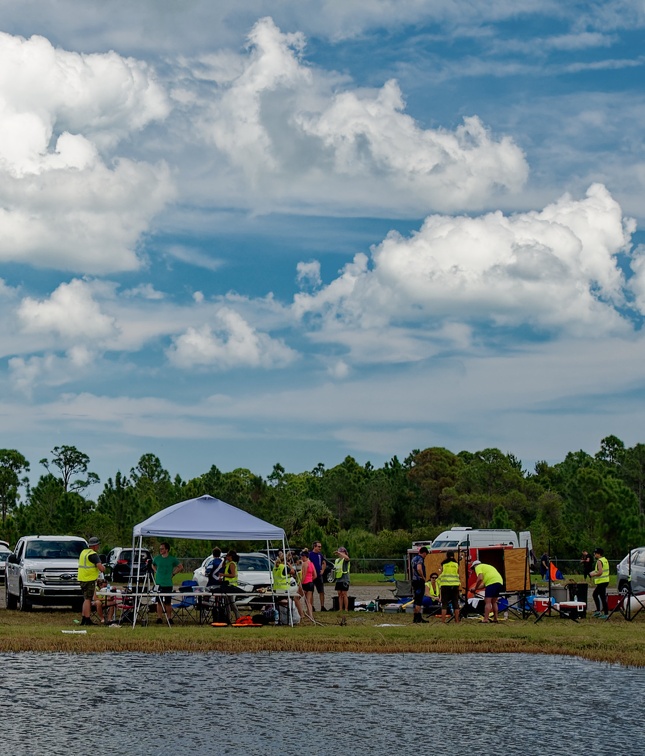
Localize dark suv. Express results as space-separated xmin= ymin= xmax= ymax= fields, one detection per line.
xmin=108 ymin=547 xmax=153 ymax=583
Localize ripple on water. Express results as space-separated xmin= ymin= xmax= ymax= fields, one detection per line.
xmin=1 ymin=652 xmax=643 ymax=755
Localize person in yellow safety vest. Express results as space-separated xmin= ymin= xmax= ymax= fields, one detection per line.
xmin=334 ymin=546 xmax=351 ymax=612
xmin=78 ymin=536 xmax=105 ymax=626
xmin=425 ymin=573 xmax=441 ymax=601
xmin=471 ymin=559 xmax=503 ymax=623
xmin=590 ymin=547 xmax=610 ymax=618
xmin=272 ymin=554 xmax=304 ymax=620
xmin=221 ymin=550 xmax=242 ymax=621
xmin=438 ymin=551 xmax=461 ymax=624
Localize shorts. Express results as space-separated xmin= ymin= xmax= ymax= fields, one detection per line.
xmin=313 ymin=576 xmax=325 ymax=593
xmin=412 ymin=580 xmax=425 ymax=607
xmin=301 ymin=581 xmax=315 ymax=593
xmin=80 ymin=581 xmax=96 ymax=600
xmin=157 ymin=585 xmax=173 ymax=605
xmin=335 ymin=580 xmax=349 ymax=592
xmin=485 ymin=583 xmax=502 ymax=598
xmin=441 ymin=585 xmax=460 ymax=610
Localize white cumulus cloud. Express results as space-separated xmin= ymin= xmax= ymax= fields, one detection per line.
xmin=294 ymin=184 xmax=636 ymax=349
xmin=0 ymin=31 xmax=174 ymax=272
xmin=188 ymin=16 xmax=528 ymax=213
xmin=166 ymin=307 xmax=297 ymax=370
xmin=17 ymin=278 xmax=118 ymax=340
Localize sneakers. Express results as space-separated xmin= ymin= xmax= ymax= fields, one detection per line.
xmin=413 ymin=614 xmax=428 ymax=624
xmin=597 ymin=614 xmax=608 ymax=620
xmin=592 ymin=611 xmax=601 ymax=617
xmin=320 ymin=607 xmax=327 ymax=612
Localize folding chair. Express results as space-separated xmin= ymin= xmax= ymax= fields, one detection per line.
xmin=380 ymin=563 xmax=397 ymax=582
xmin=171 ymin=580 xmax=199 ymax=624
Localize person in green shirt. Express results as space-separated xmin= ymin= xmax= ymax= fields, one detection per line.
xmin=152 ymin=542 xmax=183 ymax=625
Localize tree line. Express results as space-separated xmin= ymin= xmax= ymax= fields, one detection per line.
xmin=1 ymin=436 xmax=644 ymax=561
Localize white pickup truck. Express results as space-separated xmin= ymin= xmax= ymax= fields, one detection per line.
xmin=5 ymin=535 xmax=88 ymax=611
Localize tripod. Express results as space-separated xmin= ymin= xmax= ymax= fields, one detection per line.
xmin=132 ymin=561 xmax=170 ymax=627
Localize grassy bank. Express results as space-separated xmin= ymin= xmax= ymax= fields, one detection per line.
xmin=1 ymin=607 xmax=643 ymax=667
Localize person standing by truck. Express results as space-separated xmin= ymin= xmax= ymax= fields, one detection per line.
xmin=590 ymin=547 xmax=610 ymax=618
xmin=471 ymin=559 xmax=503 ymax=623
xmin=78 ymin=536 xmax=105 ymax=626
xmin=438 ymin=551 xmax=461 ymax=623
xmin=411 ymin=546 xmax=428 ymax=623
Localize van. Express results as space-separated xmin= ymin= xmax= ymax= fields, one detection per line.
xmin=431 ymin=527 xmax=534 ymax=551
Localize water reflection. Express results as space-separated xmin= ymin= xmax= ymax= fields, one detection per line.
xmin=1 ymin=652 xmax=643 ymax=755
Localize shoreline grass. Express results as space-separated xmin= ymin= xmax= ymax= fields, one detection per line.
xmin=2 ymin=608 xmax=643 ymax=667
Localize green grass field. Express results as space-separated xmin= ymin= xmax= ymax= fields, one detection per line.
xmin=1 ymin=578 xmax=642 ymax=665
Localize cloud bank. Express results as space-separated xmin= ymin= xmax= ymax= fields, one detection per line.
xmin=0 ymin=31 xmax=174 ymax=273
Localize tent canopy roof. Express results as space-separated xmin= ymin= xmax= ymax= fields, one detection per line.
xmin=133 ymin=495 xmax=285 ymax=541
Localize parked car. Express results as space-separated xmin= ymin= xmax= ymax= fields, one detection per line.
xmin=193 ymin=552 xmax=295 ymax=590
xmin=5 ymin=535 xmax=87 ymax=611
xmin=617 ymin=547 xmax=645 ymax=594
xmin=106 ymin=547 xmax=153 ymax=583
xmin=0 ymin=546 xmax=11 ymax=583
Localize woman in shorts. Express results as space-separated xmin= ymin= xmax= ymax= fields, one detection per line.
xmin=299 ymin=548 xmax=316 ymax=617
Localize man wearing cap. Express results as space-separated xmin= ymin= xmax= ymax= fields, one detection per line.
xmin=471 ymin=559 xmax=503 ymax=623
xmin=78 ymin=536 xmax=105 ymax=626
xmin=590 ymin=547 xmax=610 ymax=618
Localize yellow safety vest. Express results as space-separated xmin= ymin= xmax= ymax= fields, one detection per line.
xmin=272 ymin=565 xmax=289 ymax=591
xmin=441 ymin=560 xmax=461 ymax=586
xmin=334 ymin=557 xmax=350 ymax=579
xmin=475 ymin=563 xmax=503 ymax=587
xmin=224 ymin=561 xmax=238 ymax=586
xmin=426 ymin=580 xmax=440 ymax=600
xmin=78 ymin=548 xmax=99 ymax=582
xmin=594 ymin=557 xmax=610 ymax=585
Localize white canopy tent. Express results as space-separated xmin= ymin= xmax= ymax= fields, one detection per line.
xmin=133 ymin=494 xmax=286 ymax=541
xmin=129 ymin=494 xmax=290 ymax=625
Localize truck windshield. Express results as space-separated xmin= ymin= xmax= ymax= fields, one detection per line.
xmin=25 ymin=541 xmax=86 ymax=559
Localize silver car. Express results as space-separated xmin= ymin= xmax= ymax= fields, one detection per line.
xmin=616 ymin=547 xmax=645 ymax=594
xmin=193 ymin=552 xmax=294 ymax=590
xmin=0 ymin=547 xmax=10 ymax=583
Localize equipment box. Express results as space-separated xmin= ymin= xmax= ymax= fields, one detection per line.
xmin=557 ymin=600 xmax=586 ymax=619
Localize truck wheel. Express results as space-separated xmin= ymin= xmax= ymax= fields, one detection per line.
xmin=17 ymin=583 xmax=32 ymax=612
xmin=5 ymin=581 xmax=18 ymax=610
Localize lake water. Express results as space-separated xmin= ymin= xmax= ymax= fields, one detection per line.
xmin=1 ymin=651 xmax=643 ymax=755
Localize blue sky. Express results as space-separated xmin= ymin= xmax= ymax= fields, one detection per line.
xmin=1 ymin=0 xmax=645 ymax=487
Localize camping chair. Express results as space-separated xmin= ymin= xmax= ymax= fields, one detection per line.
xmin=171 ymin=580 xmax=199 ymax=624
xmin=380 ymin=563 xmax=397 ymax=582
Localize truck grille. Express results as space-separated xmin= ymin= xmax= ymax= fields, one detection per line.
xmin=42 ymin=569 xmax=79 ymax=586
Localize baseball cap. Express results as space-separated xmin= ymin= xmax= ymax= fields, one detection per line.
xmin=88 ymin=536 xmax=101 ymax=546
xmin=471 ymin=559 xmax=481 ymax=567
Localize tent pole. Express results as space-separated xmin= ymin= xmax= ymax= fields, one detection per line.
xmin=547 ymin=539 xmax=552 ymax=616
xmin=132 ymin=534 xmax=143 ymax=628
